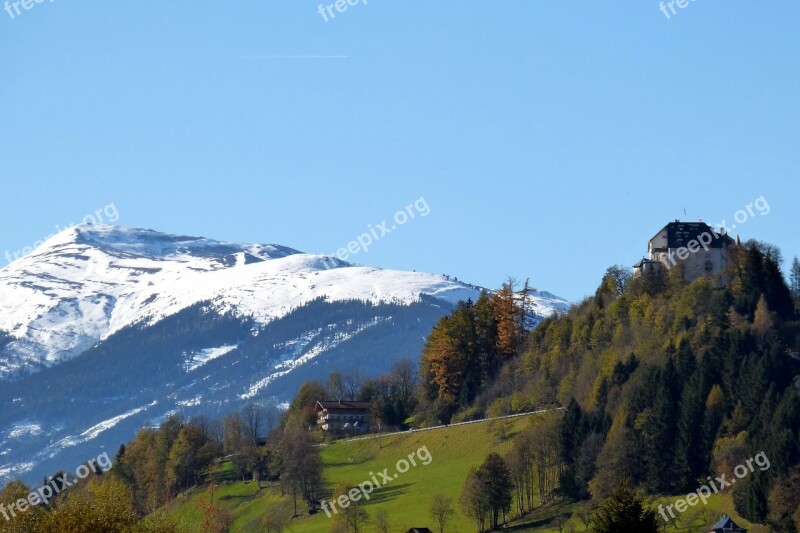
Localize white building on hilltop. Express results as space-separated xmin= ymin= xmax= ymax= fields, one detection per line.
xmin=633 ymin=221 xmax=737 ymax=283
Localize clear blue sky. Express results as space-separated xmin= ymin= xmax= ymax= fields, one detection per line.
xmin=1 ymin=1 xmax=798 ymax=302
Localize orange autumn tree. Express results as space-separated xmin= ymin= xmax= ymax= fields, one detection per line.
xmin=418 ymin=281 xmax=531 ymax=423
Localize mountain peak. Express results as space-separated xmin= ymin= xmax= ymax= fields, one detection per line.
xmin=0 ymin=225 xmax=492 ymax=378
xmin=35 ymin=224 xmax=300 ymax=263
xmin=0 ymin=224 xmax=569 ymax=384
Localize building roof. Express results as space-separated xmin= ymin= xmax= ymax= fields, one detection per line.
xmin=708 ymin=515 xmax=747 ymax=532
xmin=650 ymin=221 xmax=735 ymax=250
xmin=633 ymin=258 xmax=661 ymax=268
xmin=316 ymin=400 xmax=371 ymax=411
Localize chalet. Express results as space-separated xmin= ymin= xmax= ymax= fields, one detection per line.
xmin=633 ymin=221 xmax=737 ymax=283
xmin=707 ymin=515 xmax=747 ymax=533
xmin=315 ymin=400 xmax=370 ymax=434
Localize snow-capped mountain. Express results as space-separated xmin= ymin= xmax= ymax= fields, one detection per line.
xmin=0 ymin=225 xmax=482 ymax=379
xmin=0 ymin=225 xmax=570 ymax=483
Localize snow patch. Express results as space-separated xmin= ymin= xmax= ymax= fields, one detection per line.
xmin=177 ymin=396 xmax=202 ymax=407
xmin=240 ymin=317 xmax=387 ymax=400
xmin=7 ymin=421 xmax=42 ymax=439
xmin=183 ymin=345 xmax=238 ymax=372
xmin=44 ymin=402 xmax=156 ymax=454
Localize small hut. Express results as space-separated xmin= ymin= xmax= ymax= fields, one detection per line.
xmin=707 ymin=515 xmax=747 ymax=533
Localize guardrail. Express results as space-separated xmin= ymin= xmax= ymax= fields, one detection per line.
xmin=317 ymin=405 xmax=564 ymax=447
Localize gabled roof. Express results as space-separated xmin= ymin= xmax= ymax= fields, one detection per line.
xmin=708 ymin=515 xmax=747 ymax=532
xmin=649 ymin=221 xmax=735 ymax=250
xmin=316 ymin=400 xmax=371 ymax=411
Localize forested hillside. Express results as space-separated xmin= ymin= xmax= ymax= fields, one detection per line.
xmin=2 ymin=242 xmax=799 ymax=532
xmin=416 ymin=241 xmax=800 ymax=530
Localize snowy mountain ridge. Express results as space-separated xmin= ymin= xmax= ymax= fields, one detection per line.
xmin=0 ymin=225 xmax=498 ymax=379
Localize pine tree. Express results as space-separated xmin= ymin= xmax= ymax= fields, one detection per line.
xmin=763 ymin=252 xmax=795 ymax=319
xmin=637 ymin=359 xmax=680 ymax=493
xmin=474 ymin=292 xmax=499 ymax=388
xmin=735 ymin=244 xmax=766 ymax=317
xmin=675 ymin=372 xmax=707 ymax=490
xmin=790 ymin=256 xmax=800 ymax=298
xmin=767 ymin=467 xmax=800 ymax=532
xmin=559 ymin=399 xmax=587 ymax=499
xmin=477 ymin=453 xmax=514 ymax=530
xmin=591 ymin=480 xmax=660 ymax=533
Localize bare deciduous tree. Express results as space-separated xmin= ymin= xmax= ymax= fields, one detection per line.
xmin=374 ymin=508 xmax=390 ymax=533
xmin=430 ymin=493 xmax=455 ymax=533
xmin=344 ymin=370 xmax=363 ymax=401
xmin=391 ymin=358 xmax=418 ymax=412
xmin=241 ymin=403 xmax=264 ymax=442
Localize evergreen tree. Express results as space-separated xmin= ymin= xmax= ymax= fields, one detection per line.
xmin=591 ymin=480 xmax=660 ymax=533
xmin=478 ymin=453 xmax=514 ymax=530
xmin=767 ymin=467 xmax=800 ymax=532
xmin=460 ymin=453 xmax=514 ymax=531
xmin=559 ymin=399 xmax=588 ymax=499
xmin=674 ymin=371 xmax=707 ymax=490
xmin=735 ymin=244 xmax=766 ymax=317
xmin=474 ymin=292 xmax=499 ymax=388
xmin=790 ymin=256 xmax=800 ymax=299
xmin=763 ymin=252 xmax=795 ymax=319
xmin=637 ymin=359 xmax=680 ymax=493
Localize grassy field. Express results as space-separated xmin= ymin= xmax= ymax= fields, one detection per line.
xmin=165 ymin=414 xmax=543 ymax=532
xmin=161 ymin=414 xmax=767 ymax=532
xmin=292 ymin=416 xmax=541 ymax=532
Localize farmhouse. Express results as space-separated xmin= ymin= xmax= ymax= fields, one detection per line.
xmin=707 ymin=514 xmax=747 ymax=533
xmin=315 ymin=400 xmax=370 ymax=434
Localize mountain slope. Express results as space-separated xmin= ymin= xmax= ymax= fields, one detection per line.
xmin=0 ymin=225 xmax=489 ymax=379
xmin=0 ymin=225 xmax=570 ymax=484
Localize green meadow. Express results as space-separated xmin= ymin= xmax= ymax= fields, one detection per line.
xmin=162 ymin=414 xmax=765 ymax=532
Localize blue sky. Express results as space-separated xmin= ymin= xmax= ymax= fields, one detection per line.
xmin=1 ymin=1 xmax=798 ymax=302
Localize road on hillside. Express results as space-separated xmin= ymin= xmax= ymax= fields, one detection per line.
xmin=318 ymin=405 xmax=565 ymax=447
